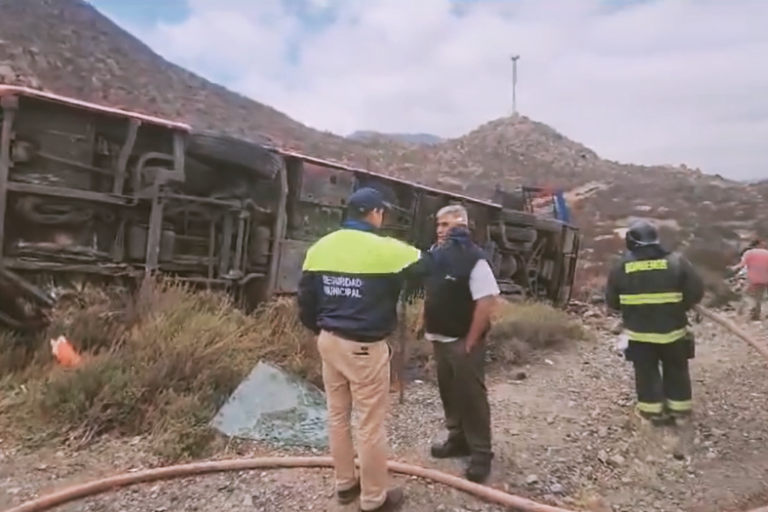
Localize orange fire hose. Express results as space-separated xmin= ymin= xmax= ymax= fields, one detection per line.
xmin=7 ymin=444 xmax=768 ymax=512
xmin=693 ymin=305 xmax=768 ymax=512
xmin=694 ymin=305 xmax=768 ymax=363
xmin=7 ymin=307 xmax=768 ymax=512
xmin=694 ymin=306 xmax=768 ymax=512
xmin=3 ymin=456 xmax=577 ymax=512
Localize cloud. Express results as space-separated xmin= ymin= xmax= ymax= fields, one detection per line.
xmin=117 ymin=0 xmax=768 ymax=179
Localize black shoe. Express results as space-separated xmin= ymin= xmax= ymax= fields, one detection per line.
xmin=430 ymin=439 xmax=471 ymax=459
xmin=361 ymin=487 xmax=405 ymax=512
xmin=337 ymin=480 xmax=361 ymax=505
xmin=464 ymin=456 xmax=492 ymax=483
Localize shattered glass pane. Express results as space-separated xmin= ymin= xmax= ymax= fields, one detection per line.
xmin=211 ymin=361 xmax=328 ymax=449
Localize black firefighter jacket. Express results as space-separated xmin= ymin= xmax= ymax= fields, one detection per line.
xmin=605 ymin=247 xmax=704 ymax=344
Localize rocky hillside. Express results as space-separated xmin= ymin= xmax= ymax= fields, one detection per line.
xmin=0 ymin=0 xmax=404 ymax=165
xmin=348 ymin=131 xmax=443 ymax=146
xmin=0 ymin=0 xmax=764 ymax=262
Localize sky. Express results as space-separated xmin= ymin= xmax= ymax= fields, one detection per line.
xmin=91 ymin=0 xmax=768 ymax=180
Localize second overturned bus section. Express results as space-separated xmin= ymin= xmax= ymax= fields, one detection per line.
xmin=0 ymin=86 xmax=581 ymax=329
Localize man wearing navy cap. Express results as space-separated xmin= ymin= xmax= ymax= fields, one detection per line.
xmin=298 ymin=187 xmax=420 ymax=512
xmin=347 ymin=187 xmax=392 ymax=216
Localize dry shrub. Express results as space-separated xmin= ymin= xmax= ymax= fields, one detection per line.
xmin=657 ymin=225 xmax=684 ymax=250
xmin=402 ymin=297 xmax=429 ymax=356
xmin=0 ymin=330 xmax=27 ymax=375
xmin=487 ymin=300 xmax=587 ymax=365
xmin=684 ymin=245 xmax=735 ymax=272
xmin=699 ymin=268 xmax=740 ymax=308
xmin=572 ymin=263 xmax=608 ymax=302
xmin=383 ymin=297 xmax=434 ymax=384
xmin=5 ymin=278 xmax=314 ymax=460
xmin=684 ymin=245 xmax=739 ymax=307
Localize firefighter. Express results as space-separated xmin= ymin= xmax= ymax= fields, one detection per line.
xmin=297 ymin=187 xmax=420 ymax=512
xmin=605 ymin=220 xmax=704 ymax=425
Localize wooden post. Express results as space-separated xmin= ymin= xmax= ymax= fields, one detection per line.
xmin=396 ymin=298 xmax=408 ymax=404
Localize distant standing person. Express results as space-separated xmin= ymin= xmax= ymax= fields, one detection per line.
xmin=297 ymin=187 xmax=420 ymax=512
xmin=732 ymin=238 xmax=768 ymax=320
xmin=419 ymin=204 xmax=500 ymax=483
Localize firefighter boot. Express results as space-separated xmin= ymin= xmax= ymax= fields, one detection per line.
xmin=668 ymin=411 xmax=694 ymax=460
xmin=634 ymin=408 xmax=672 ymax=427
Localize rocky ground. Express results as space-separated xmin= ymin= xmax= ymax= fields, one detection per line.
xmin=2 ymin=310 xmax=768 ymax=512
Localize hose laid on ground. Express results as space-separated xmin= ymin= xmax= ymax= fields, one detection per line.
xmin=7 ymin=305 xmax=768 ymax=512
xmin=3 ymin=456 xmax=577 ymax=512
xmin=694 ymin=304 xmax=768 ymax=512
xmin=694 ymin=305 xmax=768 ymax=363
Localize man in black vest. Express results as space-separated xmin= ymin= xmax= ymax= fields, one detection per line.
xmin=420 ymin=204 xmax=500 ymax=483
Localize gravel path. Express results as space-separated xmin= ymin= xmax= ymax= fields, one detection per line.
xmin=2 ymin=311 xmax=768 ymax=512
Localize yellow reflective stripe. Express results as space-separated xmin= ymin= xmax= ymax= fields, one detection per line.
xmin=636 ymin=402 xmax=663 ymax=414
xmin=625 ymin=328 xmax=687 ymax=344
xmin=303 ymin=229 xmax=421 ymax=274
xmin=666 ymin=399 xmax=692 ymax=412
xmin=381 ymin=236 xmax=422 ymax=271
xmin=619 ymin=292 xmax=683 ymax=305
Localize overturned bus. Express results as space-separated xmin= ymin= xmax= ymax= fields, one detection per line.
xmin=0 ymin=86 xmax=580 ymax=329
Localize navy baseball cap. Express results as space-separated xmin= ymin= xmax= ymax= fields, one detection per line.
xmin=346 ymin=187 xmax=391 ymax=214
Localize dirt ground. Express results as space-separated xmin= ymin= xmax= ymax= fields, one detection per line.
xmin=2 ymin=311 xmax=768 ymax=512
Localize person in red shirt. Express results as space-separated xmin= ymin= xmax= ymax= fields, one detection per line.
xmin=732 ymin=239 xmax=768 ymax=320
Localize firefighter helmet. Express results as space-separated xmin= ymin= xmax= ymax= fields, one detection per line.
xmin=625 ymin=220 xmax=660 ymax=251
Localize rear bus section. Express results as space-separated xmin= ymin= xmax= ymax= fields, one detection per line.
xmin=491 ymin=186 xmax=581 ymax=305
xmin=0 ymin=87 xmax=580 ymax=332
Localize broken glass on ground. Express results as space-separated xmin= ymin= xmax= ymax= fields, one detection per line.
xmin=211 ymin=361 xmax=328 ymax=449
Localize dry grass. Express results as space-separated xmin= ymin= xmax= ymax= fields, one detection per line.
xmin=572 ymin=264 xmax=608 ymax=303
xmin=393 ymin=297 xmax=587 ymax=375
xmin=0 ymin=278 xmax=314 ymax=461
xmin=684 ymin=245 xmax=735 ymax=273
xmin=487 ymin=300 xmax=588 ymax=365
xmin=0 ymin=282 xmax=585 ymax=461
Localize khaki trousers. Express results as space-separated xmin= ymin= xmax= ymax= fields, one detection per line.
xmin=318 ymin=330 xmax=391 ymax=510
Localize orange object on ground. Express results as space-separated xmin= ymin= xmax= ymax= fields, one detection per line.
xmin=50 ymin=336 xmax=82 ymax=367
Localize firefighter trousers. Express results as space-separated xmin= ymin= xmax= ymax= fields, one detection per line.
xmin=626 ymin=337 xmax=693 ymax=417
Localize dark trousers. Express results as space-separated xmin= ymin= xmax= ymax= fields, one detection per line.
xmin=627 ymin=338 xmax=693 ymax=416
xmin=432 ymin=338 xmax=492 ymax=460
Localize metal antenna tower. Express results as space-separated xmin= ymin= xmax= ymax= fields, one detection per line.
xmin=510 ymin=54 xmax=520 ymax=115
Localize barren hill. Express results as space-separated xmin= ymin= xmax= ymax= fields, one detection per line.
xmin=348 ymin=131 xmax=443 ymax=146
xmin=0 ymin=0 xmax=764 ymax=258
xmin=0 ymin=0 xmax=402 ymax=164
